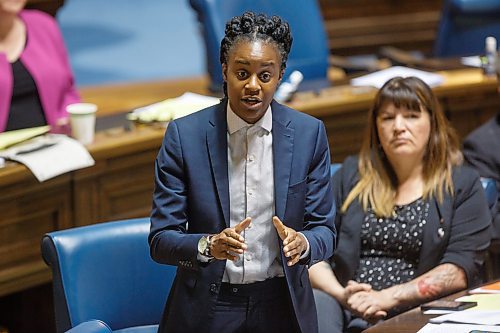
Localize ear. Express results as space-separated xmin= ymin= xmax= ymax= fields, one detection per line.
xmin=279 ymin=69 xmax=285 ymax=82
xmin=222 ymin=63 xmax=228 ymax=82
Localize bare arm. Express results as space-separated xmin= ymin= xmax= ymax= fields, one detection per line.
xmin=309 ymin=261 xmax=371 ymax=308
xmin=348 ymin=263 xmax=467 ymax=321
xmin=387 ymin=263 xmax=467 ymax=307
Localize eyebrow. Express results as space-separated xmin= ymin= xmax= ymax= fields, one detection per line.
xmin=235 ymin=59 xmax=275 ymax=67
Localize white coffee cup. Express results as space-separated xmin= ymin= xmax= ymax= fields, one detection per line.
xmin=66 ymin=103 xmax=98 ymax=145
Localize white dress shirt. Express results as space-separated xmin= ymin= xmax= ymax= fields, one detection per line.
xmin=223 ymin=104 xmax=284 ymax=283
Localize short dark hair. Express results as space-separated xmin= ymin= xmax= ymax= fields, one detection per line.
xmin=220 ymin=11 xmax=293 ymax=95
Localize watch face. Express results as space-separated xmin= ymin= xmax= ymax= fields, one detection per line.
xmin=198 ymin=236 xmax=208 ymax=254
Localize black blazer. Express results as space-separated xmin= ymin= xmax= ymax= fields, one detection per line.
xmin=330 ymin=156 xmax=492 ymax=288
xmin=463 ymin=112 xmax=500 ymax=240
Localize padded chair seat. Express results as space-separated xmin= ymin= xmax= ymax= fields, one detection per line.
xmin=114 ymin=325 xmax=158 ymax=333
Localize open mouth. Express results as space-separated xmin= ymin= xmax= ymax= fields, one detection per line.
xmin=241 ymin=97 xmax=262 ymax=106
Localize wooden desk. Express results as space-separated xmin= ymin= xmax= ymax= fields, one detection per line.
xmin=0 ymin=68 xmax=497 ymax=297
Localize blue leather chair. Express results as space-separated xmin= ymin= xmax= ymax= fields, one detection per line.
xmin=330 ymin=163 xmax=342 ymax=177
xmin=434 ymin=0 xmax=500 ymax=57
xmin=480 ymin=177 xmax=498 ymax=211
xmin=41 ymin=218 xmax=176 ymax=333
xmin=65 ymin=320 xmax=112 ymax=333
xmin=189 ymin=0 xmax=330 ymax=92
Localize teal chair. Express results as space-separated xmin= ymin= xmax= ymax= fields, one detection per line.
xmin=42 ymin=218 xmax=176 ymax=333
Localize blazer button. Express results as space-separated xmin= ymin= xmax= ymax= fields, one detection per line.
xmin=440 ymin=218 xmax=445 ymax=224
xmin=437 ymin=227 xmax=445 ymax=238
xmin=209 ymin=283 xmax=218 ymax=293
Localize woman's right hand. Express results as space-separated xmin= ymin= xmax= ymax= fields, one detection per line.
xmin=209 ymin=217 xmax=251 ymax=261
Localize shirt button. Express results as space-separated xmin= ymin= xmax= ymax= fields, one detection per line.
xmin=209 ymin=283 xmax=218 ymax=293
xmin=248 ymin=155 xmax=255 ymax=162
xmin=245 ymin=255 xmax=252 ymax=261
xmin=248 ymin=190 xmax=253 ymax=196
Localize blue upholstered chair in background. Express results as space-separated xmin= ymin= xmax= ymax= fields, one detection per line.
xmin=189 ymin=0 xmax=330 ymax=92
xmin=41 ymin=218 xmax=176 ymax=333
xmin=434 ymin=0 xmax=500 ymax=57
xmin=65 ymin=320 xmax=112 ymax=333
xmin=380 ymin=0 xmax=500 ymax=69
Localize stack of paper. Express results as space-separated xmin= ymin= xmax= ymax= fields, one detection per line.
xmin=0 ymin=134 xmax=95 ymax=182
xmin=128 ymin=92 xmax=220 ymax=124
xmin=469 ymin=281 xmax=500 ymax=294
xmin=0 ymin=125 xmax=50 ymax=150
xmin=350 ymin=66 xmax=444 ymax=89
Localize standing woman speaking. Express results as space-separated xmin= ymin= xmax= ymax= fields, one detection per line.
xmin=0 ymin=0 xmax=79 ymax=132
xmin=150 ymin=11 xmax=335 ymax=333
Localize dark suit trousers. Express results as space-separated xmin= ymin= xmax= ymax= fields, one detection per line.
xmin=208 ymin=277 xmax=300 ymax=333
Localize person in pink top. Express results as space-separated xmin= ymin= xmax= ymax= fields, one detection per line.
xmin=0 ymin=0 xmax=80 ymax=132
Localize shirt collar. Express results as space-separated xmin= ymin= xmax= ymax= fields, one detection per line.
xmin=226 ymin=102 xmax=273 ymax=135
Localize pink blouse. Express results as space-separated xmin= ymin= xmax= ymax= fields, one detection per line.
xmin=0 ymin=10 xmax=80 ymax=132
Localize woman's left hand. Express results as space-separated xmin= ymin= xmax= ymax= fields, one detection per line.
xmin=347 ymin=289 xmax=392 ymax=323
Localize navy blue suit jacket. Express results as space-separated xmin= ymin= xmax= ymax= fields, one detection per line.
xmin=149 ymin=99 xmax=336 ymax=333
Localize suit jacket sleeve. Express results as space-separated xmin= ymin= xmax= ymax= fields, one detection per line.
xmin=299 ymin=121 xmax=336 ymax=266
xmin=149 ymin=120 xmax=202 ymax=268
xmin=439 ymin=167 xmax=492 ymax=286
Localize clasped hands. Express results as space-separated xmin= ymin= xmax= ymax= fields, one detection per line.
xmin=340 ymin=281 xmax=394 ymax=323
xmin=209 ymin=216 xmax=307 ymax=266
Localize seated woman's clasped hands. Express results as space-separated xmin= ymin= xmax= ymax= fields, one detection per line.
xmin=309 ymin=76 xmax=492 ymax=333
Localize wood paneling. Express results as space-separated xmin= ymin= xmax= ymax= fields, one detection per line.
xmin=0 ymin=173 xmax=71 ymax=296
xmin=319 ymin=0 xmax=443 ymax=56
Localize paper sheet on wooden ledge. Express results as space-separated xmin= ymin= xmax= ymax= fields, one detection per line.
xmin=0 ymin=134 xmax=95 ymax=182
xmin=417 ymin=323 xmax=500 ymax=333
xmin=350 ymin=66 xmax=444 ymax=89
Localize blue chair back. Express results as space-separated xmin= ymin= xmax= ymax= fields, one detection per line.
xmin=330 ymin=163 xmax=342 ymax=177
xmin=481 ymin=177 xmax=498 ymax=210
xmin=42 ymin=218 xmax=176 ymax=333
xmin=434 ymin=0 xmax=500 ymax=57
xmin=189 ymin=0 xmax=330 ymax=92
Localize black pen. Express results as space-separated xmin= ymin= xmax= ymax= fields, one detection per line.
xmin=15 ymin=143 xmax=57 ymax=155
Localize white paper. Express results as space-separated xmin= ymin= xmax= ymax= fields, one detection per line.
xmin=429 ymin=310 xmax=500 ymax=325
xmin=461 ymin=56 xmax=483 ymax=68
xmin=130 ymin=92 xmax=220 ymax=122
xmin=418 ymin=323 xmax=500 ymax=333
xmin=350 ymin=66 xmax=444 ymax=89
xmin=0 ymin=134 xmax=95 ymax=182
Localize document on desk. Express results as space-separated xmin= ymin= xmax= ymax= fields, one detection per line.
xmin=129 ymin=92 xmax=220 ymax=123
xmin=430 ymin=310 xmax=500 ymax=325
xmin=418 ymin=323 xmax=500 ymax=333
xmin=0 ymin=134 xmax=95 ymax=182
xmin=350 ymin=66 xmax=444 ymax=89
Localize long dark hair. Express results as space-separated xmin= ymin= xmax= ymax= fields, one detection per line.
xmin=343 ymin=77 xmax=463 ymax=217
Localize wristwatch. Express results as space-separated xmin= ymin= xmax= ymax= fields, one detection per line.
xmin=198 ymin=235 xmax=213 ymax=257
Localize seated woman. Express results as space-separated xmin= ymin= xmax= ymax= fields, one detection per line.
xmin=0 ymin=0 xmax=79 ymax=132
xmin=309 ymin=76 xmax=492 ymax=333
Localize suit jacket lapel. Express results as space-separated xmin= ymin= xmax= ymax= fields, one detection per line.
xmin=272 ymin=101 xmax=294 ymax=221
xmin=207 ymin=101 xmax=230 ymax=227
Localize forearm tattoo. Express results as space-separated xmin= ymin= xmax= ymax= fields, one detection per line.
xmin=392 ymin=264 xmax=463 ymax=305
xmin=416 ymin=265 xmax=458 ymax=298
